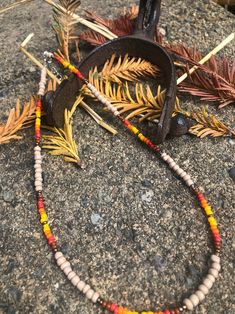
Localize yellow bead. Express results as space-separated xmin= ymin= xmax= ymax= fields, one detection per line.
xmin=43 ymin=224 xmax=50 ymax=232
xmin=208 ymin=217 xmax=217 ymax=226
xmin=204 ymin=205 xmax=213 ymax=216
xmin=132 ymin=127 xmax=139 ymax=134
xmin=40 ymin=213 xmax=48 ymax=223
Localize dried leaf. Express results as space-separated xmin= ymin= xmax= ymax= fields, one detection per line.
xmin=42 ymin=108 xmax=81 ymax=165
xmin=186 ymin=106 xmax=234 ymax=138
xmin=53 ymin=0 xmax=81 ymax=61
xmin=0 ymin=98 xmax=35 ymax=145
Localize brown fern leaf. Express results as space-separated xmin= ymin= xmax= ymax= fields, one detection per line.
xmin=0 ymin=98 xmax=35 ymax=145
xmin=80 ymin=6 xmax=137 ymax=46
xmin=167 ymin=43 xmax=235 ymax=108
xmin=186 ymin=106 xmax=235 ymax=138
xmin=53 ymin=0 xmax=81 ymax=61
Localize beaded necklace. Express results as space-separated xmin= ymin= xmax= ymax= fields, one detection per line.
xmin=34 ymin=55 xmax=221 ymax=314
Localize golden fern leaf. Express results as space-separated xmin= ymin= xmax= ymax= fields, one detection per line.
xmin=83 ymin=73 xmax=180 ymax=121
xmin=0 ymin=98 xmax=35 ymax=145
xmin=98 ymin=53 xmax=160 ymax=83
xmin=53 ymin=0 xmax=81 ymax=61
xmin=187 ymin=106 xmax=234 ymax=138
xmin=42 ymin=108 xmax=81 ymax=165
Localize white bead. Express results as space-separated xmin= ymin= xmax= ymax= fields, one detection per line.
xmin=91 ymin=292 xmax=100 ymax=303
xmin=67 ymin=271 xmax=76 ymax=280
xmin=35 ymin=174 xmax=42 ymax=180
xmin=63 ymin=266 xmax=72 ymax=276
xmin=97 ymin=94 xmax=103 ymax=101
xmin=211 ymin=262 xmax=221 ymax=272
xmin=35 ymin=156 xmax=42 ymax=160
xmin=169 ymin=161 xmax=176 ymax=168
xmin=35 ymin=185 xmax=42 ymax=191
xmin=82 ymin=284 xmax=90 ymax=294
xmin=35 ymin=159 xmax=42 ymax=164
xmin=186 ymin=179 xmax=194 ymax=186
xmin=176 ymin=168 xmax=184 ymax=175
xmin=77 ymin=281 xmax=86 ymax=291
xmin=34 ymin=151 xmax=41 ymax=156
xmin=182 ymin=174 xmax=191 ymax=181
xmin=114 ymin=110 xmax=120 ymax=116
xmin=211 ymin=254 xmax=220 ymax=264
xmin=172 ymin=164 xmax=180 ymax=172
xmin=57 ymin=256 xmax=66 ymax=266
xmin=34 ymin=164 xmax=42 ymax=169
xmin=86 ymin=289 xmax=94 ymax=300
xmin=203 ymin=278 xmax=213 ymax=289
xmin=34 ymin=146 xmax=41 ymax=152
xmin=35 ymin=180 xmax=43 ymax=186
xmin=166 ymin=157 xmax=173 ymax=164
xmin=209 ymin=268 xmax=219 ymax=278
xmin=71 ymin=275 xmax=80 ymax=286
xmin=104 ymin=99 xmax=111 ymax=107
xmin=189 ymin=294 xmax=200 ymax=306
xmin=180 ymin=171 xmax=187 ymax=178
xmin=94 ymin=91 xmax=100 ymax=98
xmin=195 ymin=290 xmax=205 ymax=302
xmin=161 ymin=152 xmax=167 ymax=158
xmin=183 ymin=298 xmax=194 ymax=310
xmin=198 ymin=284 xmax=209 ymax=295
xmin=60 ymin=261 xmax=70 ymax=270
xmin=54 ymin=252 xmax=63 ymax=260
xmin=206 ymin=274 xmax=215 ymax=283
xmin=162 ymin=155 xmax=168 ymax=161
xmin=87 ymin=83 xmax=92 ymax=89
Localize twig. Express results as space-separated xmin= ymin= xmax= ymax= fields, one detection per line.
xmin=20 ymin=34 xmax=60 ymax=83
xmin=0 ymin=0 xmax=32 ymax=14
xmin=80 ymin=101 xmax=117 ymax=135
xmin=44 ymin=0 xmax=117 ymax=40
xmin=176 ymin=33 xmax=235 ymax=85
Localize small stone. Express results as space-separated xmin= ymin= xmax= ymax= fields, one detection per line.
xmin=153 ymin=255 xmax=167 ymax=272
xmin=91 ymin=213 xmax=102 ymax=226
xmin=141 ymin=189 xmax=154 ymax=203
xmin=141 ymin=180 xmax=152 ymax=188
xmin=2 ymin=190 xmax=14 ymax=203
xmin=5 ymin=259 xmax=16 ymax=274
xmin=8 ymin=287 xmax=22 ymax=303
xmin=228 ymin=167 xmax=235 ymax=182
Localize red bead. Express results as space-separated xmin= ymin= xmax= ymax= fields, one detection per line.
xmin=48 ymin=235 xmax=55 ymax=244
xmin=164 ymin=310 xmax=171 ymax=314
xmin=110 ymin=304 xmax=118 ymax=312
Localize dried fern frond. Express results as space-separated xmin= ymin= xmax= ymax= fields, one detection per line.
xmin=96 ymin=54 xmax=159 ymax=83
xmin=43 ymin=108 xmax=81 ymax=165
xmin=80 ymin=6 xmax=137 ymax=46
xmin=168 ymin=43 xmax=235 ymax=108
xmin=53 ymin=0 xmax=81 ymax=61
xmin=83 ymin=72 xmax=180 ymax=121
xmin=186 ymin=106 xmax=235 ymax=138
xmin=0 ymin=98 xmax=35 ymax=145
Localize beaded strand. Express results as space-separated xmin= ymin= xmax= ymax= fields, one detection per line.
xmin=34 ymin=58 xmax=221 ymax=313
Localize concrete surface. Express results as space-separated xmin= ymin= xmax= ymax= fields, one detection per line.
xmin=0 ymin=0 xmax=234 ymax=313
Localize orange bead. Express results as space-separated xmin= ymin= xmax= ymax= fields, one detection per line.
xmin=118 ymin=306 xmax=124 ymax=314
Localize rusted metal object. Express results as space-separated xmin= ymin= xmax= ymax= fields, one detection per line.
xmin=44 ymin=0 xmax=178 ymax=143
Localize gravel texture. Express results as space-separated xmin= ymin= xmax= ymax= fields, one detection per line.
xmin=0 ymin=1 xmax=234 ymax=314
